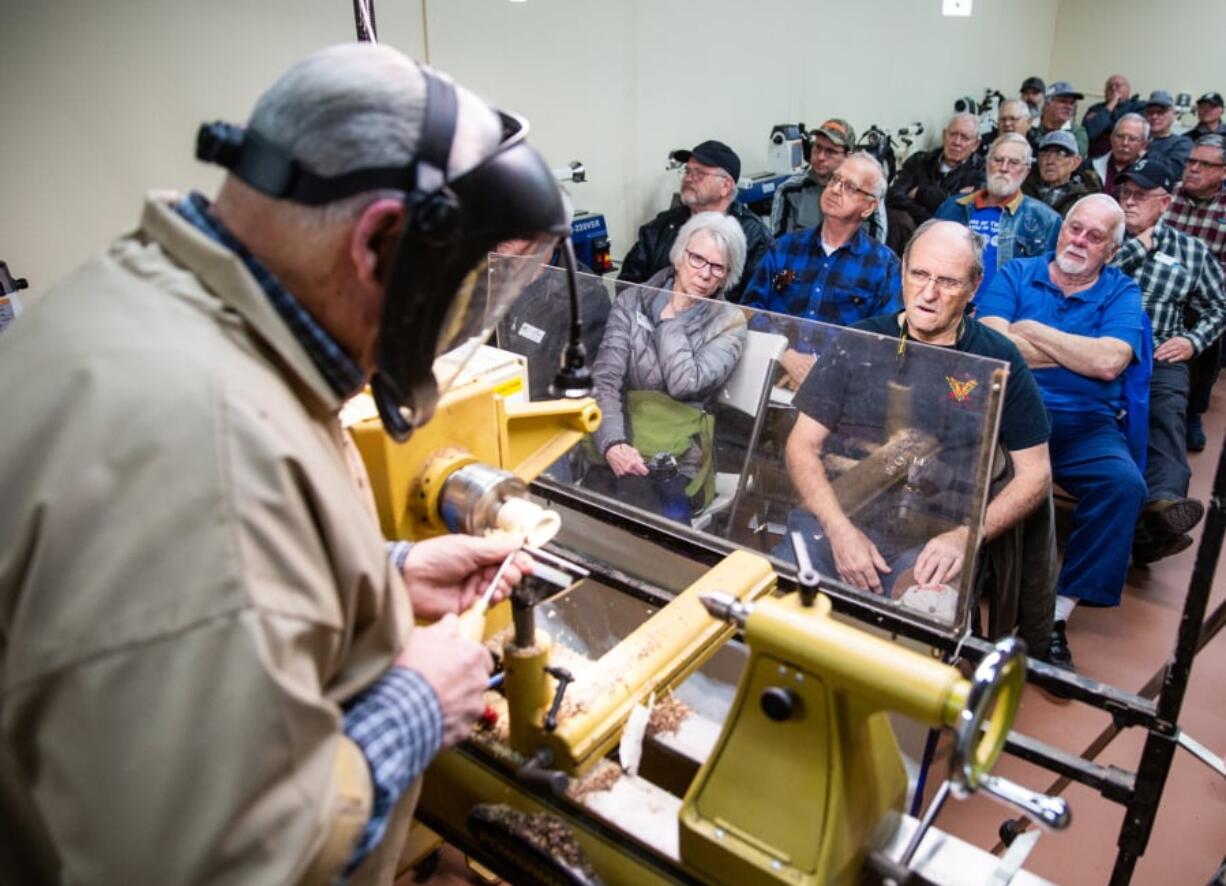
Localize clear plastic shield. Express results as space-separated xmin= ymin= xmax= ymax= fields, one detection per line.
xmin=491 ymin=256 xmax=1009 ymax=632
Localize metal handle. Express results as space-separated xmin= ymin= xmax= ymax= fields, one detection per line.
xmin=977 ymin=773 xmax=1071 ymax=831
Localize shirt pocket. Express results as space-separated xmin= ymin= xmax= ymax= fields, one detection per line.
xmin=825 ymin=286 xmax=870 ymax=323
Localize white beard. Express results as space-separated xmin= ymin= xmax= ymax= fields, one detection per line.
xmin=987 ymin=173 xmax=1017 ymax=199
xmin=1054 ymin=247 xmax=1090 ymax=275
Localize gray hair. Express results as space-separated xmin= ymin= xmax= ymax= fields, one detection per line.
xmin=246 ymin=44 xmax=500 ymax=223
xmin=946 ymin=112 xmax=979 ymax=133
xmin=988 ymin=132 xmax=1033 ymax=166
xmin=1067 ymin=194 xmax=1126 ymax=246
xmin=1114 ymin=112 xmax=1151 ymax=141
xmin=669 ymin=211 xmax=748 ymax=292
xmin=998 ymin=99 xmax=1030 ymax=120
xmin=845 ymin=151 xmax=888 ymax=199
xmin=904 ymin=219 xmax=985 ymax=290
xmin=1195 ymin=134 xmax=1226 ymax=164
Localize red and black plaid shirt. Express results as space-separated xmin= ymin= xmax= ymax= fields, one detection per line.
xmin=1164 ymin=184 xmax=1226 ymax=276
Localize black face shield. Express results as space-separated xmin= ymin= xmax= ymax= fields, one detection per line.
xmin=196 ymin=64 xmax=568 ymax=441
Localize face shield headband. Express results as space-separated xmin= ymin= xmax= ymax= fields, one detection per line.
xmin=195 ymin=65 xmax=568 ymax=441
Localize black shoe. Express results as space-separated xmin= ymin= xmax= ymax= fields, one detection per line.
xmin=1133 ymin=532 xmax=1194 ymax=566
xmin=1188 ymin=414 xmax=1207 ymax=452
xmin=1045 ymin=621 xmax=1075 ymax=672
xmin=1141 ymin=498 xmax=1205 ymax=537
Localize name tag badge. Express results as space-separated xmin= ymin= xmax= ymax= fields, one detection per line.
xmin=635 ymin=311 xmax=654 ymax=332
xmin=1153 ymin=252 xmax=1178 ymax=267
xmin=517 ymin=321 xmax=546 ymax=344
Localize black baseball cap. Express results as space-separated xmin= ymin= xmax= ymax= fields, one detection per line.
xmin=1116 ymin=156 xmax=1177 ymax=192
xmin=1021 ymin=76 xmax=1045 ymax=93
xmin=1197 ymin=92 xmax=1224 ymax=109
xmin=671 ymin=140 xmax=741 ymax=182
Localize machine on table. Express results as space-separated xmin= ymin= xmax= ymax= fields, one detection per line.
xmin=346 ymin=259 xmax=1068 ymax=884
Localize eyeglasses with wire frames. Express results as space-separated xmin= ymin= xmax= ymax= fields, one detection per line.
xmin=988 ymin=153 xmax=1029 ymax=171
xmin=1185 ymin=156 xmax=1226 ymax=170
xmin=681 ymin=164 xmax=731 ymax=183
xmin=685 ymin=249 xmax=727 ymax=278
xmin=827 ymin=172 xmax=878 ymax=201
xmin=905 ymin=267 xmax=968 ymax=295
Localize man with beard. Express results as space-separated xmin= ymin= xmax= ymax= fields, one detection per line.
xmin=618 ymin=139 xmax=769 ymax=302
xmin=1082 ymin=74 xmax=1146 ymax=158
xmin=742 ymin=153 xmax=901 ymax=389
xmin=935 ymin=133 xmax=1062 ymax=294
xmin=771 ymin=118 xmax=886 ymax=244
xmin=1020 ymin=76 xmax=1046 ymax=120
xmin=1111 ymin=156 xmax=1226 ymax=564
xmin=1029 ymin=81 xmax=1090 ymax=158
xmin=1092 ymin=113 xmax=1150 ymax=197
xmin=976 ymin=195 xmax=1146 ymax=671
xmin=886 ymin=112 xmax=985 ymax=249
xmin=1166 ymin=135 xmax=1226 ymax=452
xmin=1143 ymin=91 xmax=1195 ymax=177
xmin=1024 ymin=130 xmax=1104 ymax=217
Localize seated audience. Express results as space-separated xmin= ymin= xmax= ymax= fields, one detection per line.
xmin=1143 ymin=91 xmax=1195 ymax=176
xmin=1023 ymin=130 xmax=1103 ymax=217
xmin=1092 ymin=113 xmax=1150 ymax=197
xmin=743 ymin=153 xmax=901 ymax=388
xmin=886 ymin=112 xmax=985 ymax=251
xmin=618 ymin=140 xmax=768 ymax=303
xmin=1082 ymin=74 xmax=1146 ymax=158
xmin=935 ymin=133 xmax=1062 ymax=294
xmin=784 ymin=221 xmax=1053 ymax=650
xmin=1020 ymin=76 xmax=1046 ymax=119
xmin=588 ymin=212 xmax=748 ymax=523
xmin=1188 ymin=92 xmax=1226 ymax=139
xmin=1029 ymin=81 xmax=1090 ymax=158
xmin=1164 ymin=135 xmax=1226 ymax=452
xmin=1111 ymin=156 xmax=1226 ymax=564
xmin=771 ymin=119 xmax=887 ymax=244
xmin=976 ymin=195 xmax=1147 ymax=671
xmin=997 ymin=99 xmax=1035 ymax=138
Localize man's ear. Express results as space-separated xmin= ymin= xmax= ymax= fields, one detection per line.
xmin=349 ymin=198 xmax=407 ymax=290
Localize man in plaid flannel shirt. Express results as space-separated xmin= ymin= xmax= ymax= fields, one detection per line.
xmin=1113 ymin=155 xmax=1226 ymax=563
xmin=1164 ymin=135 xmax=1226 ymax=454
xmin=742 ymin=152 xmax=901 ymax=390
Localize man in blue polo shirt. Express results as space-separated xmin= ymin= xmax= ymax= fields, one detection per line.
xmin=742 ymin=152 xmax=901 ymax=389
xmin=976 ymin=194 xmax=1147 ymax=671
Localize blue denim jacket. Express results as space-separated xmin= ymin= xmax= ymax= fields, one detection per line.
xmin=934 ymin=190 xmax=1062 ymax=268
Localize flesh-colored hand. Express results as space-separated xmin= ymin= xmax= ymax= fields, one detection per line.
xmin=401 ymin=533 xmax=532 ymax=619
xmin=913 ymin=526 xmax=969 ymax=586
xmin=779 ymin=348 xmax=817 ymax=390
xmin=396 ymin=614 xmax=494 ymax=747
xmin=606 ymin=443 xmax=650 ymax=477
xmin=827 ymin=521 xmax=891 ymax=593
xmin=1154 ymin=336 xmax=1194 ymax=363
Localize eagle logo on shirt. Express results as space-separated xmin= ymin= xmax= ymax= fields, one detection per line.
xmin=946 ymin=375 xmax=978 ymax=403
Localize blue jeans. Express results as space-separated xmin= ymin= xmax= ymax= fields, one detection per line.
xmin=1145 ymin=361 xmax=1191 ymax=500
xmin=1049 ymin=410 xmax=1147 ymax=606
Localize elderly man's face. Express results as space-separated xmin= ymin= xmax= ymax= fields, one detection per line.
xmin=1038 ymin=148 xmax=1080 ymax=185
xmin=809 ymin=133 xmax=849 ymax=182
xmin=819 ymin=156 xmax=880 ymax=225
xmin=1118 ymin=182 xmax=1172 ymax=235
xmin=1183 ymin=145 xmax=1226 ymax=198
xmin=679 ymin=160 xmax=732 ymax=210
xmin=1110 ymin=120 xmax=1147 ymax=165
xmin=901 ymin=228 xmax=976 ymax=344
xmin=1146 ymin=105 xmax=1176 ymax=138
xmin=997 ymin=102 xmax=1031 ymax=135
xmin=1043 ymin=95 xmax=1077 ymax=127
xmin=943 ymin=118 xmax=981 ymax=165
xmin=985 ymin=142 xmax=1029 ymax=199
xmin=1198 ymin=102 xmax=1223 ymax=128
xmin=1054 ymin=201 xmax=1119 ymax=277
xmin=674 ymin=228 xmax=727 ymax=298
xmin=1105 ymin=75 xmax=1131 ymax=102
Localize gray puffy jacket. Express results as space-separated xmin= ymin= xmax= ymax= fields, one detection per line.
xmin=591 ymin=268 xmax=747 ymax=456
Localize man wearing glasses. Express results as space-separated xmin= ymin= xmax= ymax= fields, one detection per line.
xmin=1110 ymin=156 xmax=1226 ymax=564
xmin=1091 ymin=114 xmax=1150 ymax=198
xmin=886 ymin=112 xmax=985 ymax=249
xmin=935 ymin=133 xmax=1062 ymax=294
xmin=771 ymin=118 xmax=887 ymax=245
xmin=976 ymin=194 xmax=1147 ymax=672
xmin=742 ymin=153 xmax=901 ymax=388
xmin=1165 ymin=135 xmax=1226 ymax=453
xmin=618 ymin=139 xmax=769 ymax=303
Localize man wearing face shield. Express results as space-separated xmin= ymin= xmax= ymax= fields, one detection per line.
xmin=0 ymin=43 xmax=566 ymax=884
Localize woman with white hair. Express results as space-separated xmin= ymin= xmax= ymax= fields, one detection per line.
xmin=586 ymin=211 xmax=749 ymax=523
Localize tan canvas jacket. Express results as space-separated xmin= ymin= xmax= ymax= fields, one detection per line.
xmin=0 ymin=194 xmax=415 ymax=883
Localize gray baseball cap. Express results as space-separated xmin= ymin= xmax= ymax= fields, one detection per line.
xmin=1039 ymin=130 xmax=1080 ymax=155
xmin=1046 ymin=81 xmax=1085 ymax=100
xmin=1146 ymin=90 xmax=1175 ymax=109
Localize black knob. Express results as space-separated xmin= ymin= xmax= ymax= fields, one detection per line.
xmin=760 ymin=686 xmax=800 ymax=722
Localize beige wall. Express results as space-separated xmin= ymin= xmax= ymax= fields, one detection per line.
xmin=2 ymin=0 xmax=1066 ymax=300
xmin=1050 ymin=0 xmax=1226 ymax=116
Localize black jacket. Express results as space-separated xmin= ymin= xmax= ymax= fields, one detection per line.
xmin=616 ymin=202 xmax=770 ymax=304
xmin=886 ymin=148 xmax=985 ymax=227
xmin=1022 ymin=166 xmax=1104 ymax=217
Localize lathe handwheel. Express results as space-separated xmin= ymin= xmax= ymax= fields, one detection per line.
xmin=949 ymin=636 xmax=1025 ymax=797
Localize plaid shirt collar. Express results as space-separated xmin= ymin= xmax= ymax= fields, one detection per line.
xmin=174 ymin=191 xmax=366 ymax=399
